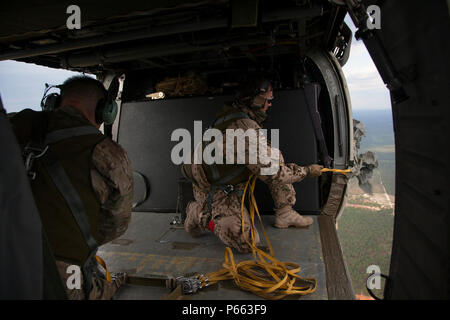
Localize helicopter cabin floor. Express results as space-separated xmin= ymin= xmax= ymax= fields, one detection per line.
xmin=98 ymin=211 xmax=341 ymax=300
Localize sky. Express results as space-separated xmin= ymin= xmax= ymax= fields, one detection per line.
xmin=0 ymin=61 xmax=87 ymax=113
xmin=0 ymin=15 xmax=391 ymax=114
xmin=342 ymin=15 xmax=391 ymax=111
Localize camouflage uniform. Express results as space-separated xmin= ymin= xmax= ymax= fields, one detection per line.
xmin=10 ymin=106 xmax=133 ymax=299
xmin=184 ymin=102 xmax=310 ymax=253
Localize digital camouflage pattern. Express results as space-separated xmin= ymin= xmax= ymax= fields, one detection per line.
xmin=91 ymin=138 xmax=134 ymax=245
xmin=184 ymin=102 xmax=310 ymax=253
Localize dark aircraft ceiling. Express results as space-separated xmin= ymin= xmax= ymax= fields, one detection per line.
xmin=0 ymin=0 xmax=214 ymax=40
xmin=0 ymin=0 xmax=350 ymax=74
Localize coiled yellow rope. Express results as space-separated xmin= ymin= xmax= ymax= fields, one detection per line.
xmin=195 ymin=175 xmax=317 ymax=300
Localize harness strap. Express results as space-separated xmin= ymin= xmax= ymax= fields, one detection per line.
xmin=40 ymin=150 xmax=98 ymax=253
xmin=26 ymin=114 xmax=105 ymax=298
xmin=210 ymin=163 xmax=220 ymax=182
xmin=40 ymin=130 xmax=103 ymax=296
xmin=206 ymin=165 xmax=247 ymax=214
xmin=214 ymin=165 xmax=247 ymax=185
xmin=204 ymin=110 xmax=250 ymax=218
xmin=45 ymin=126 xmax=100 ymax=145
xmin=206 ymin=185 xmax=217 ymax=215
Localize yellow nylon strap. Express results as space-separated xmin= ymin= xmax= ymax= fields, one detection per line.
xmin=95 ymin=255 xmax=112 ymax=283
xmin=196 ymin=175 xmax=317 ymax=300
xmin=320 ymin=168 xmax=351 ymax=174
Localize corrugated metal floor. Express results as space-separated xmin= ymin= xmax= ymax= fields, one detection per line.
xmin=98 ymin=212 xmax=327 ymax=300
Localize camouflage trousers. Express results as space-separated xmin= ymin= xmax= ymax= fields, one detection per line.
xmin=55 ymin=260 xmax=126 ymax=300
xmin=184 ymin=179 xmax=297 ymax=253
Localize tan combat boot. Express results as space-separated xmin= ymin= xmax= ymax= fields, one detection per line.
xmin=274 ymin=206 xmax=314 ymax=228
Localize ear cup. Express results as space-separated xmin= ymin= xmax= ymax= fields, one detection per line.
xmin=42 ymin=93 xmax=61 ymax=111
xmin=259 ymin=79 xmax=270 ymax=93
xmin=250 ymin=78 xmax=271 ymax=107
xmin=95 ymin=98 xmax=118 ymax=125
xmin=102 ymin=100 xmax=118 ymax=125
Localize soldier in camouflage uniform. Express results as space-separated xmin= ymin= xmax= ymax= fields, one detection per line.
xmin=10 ymin=76 xmax=133 ymax=299
xmin=183 ymin=77 xmax=323 ymax=253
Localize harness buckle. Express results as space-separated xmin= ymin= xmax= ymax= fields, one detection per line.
xmin=23 ymin=143 xmax=49 ymax=180
xmin=223 ymin=184 xmax=234 ymax=195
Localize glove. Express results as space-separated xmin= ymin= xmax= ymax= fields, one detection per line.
xmin=308 ymin=164 xmax=323 ymax=178
xmin=286 ymin=163 xmax=306 ymax=177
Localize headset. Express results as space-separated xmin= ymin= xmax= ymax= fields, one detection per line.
xmin=252 ymin=78 xmax=273 ymax=108
xmin=259 ymin=79 xmax=271 ymax=93
xmin=40 ymin=82 xmax=118 ymax=125
xmin=40 ymin=84 xmax=62 ymax=111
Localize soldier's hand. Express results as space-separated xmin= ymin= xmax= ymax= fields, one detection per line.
xmin=286 ymin=163 xmax=306 ymax=177
xmin=308 ymin=164 xmax=323 ymax=177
